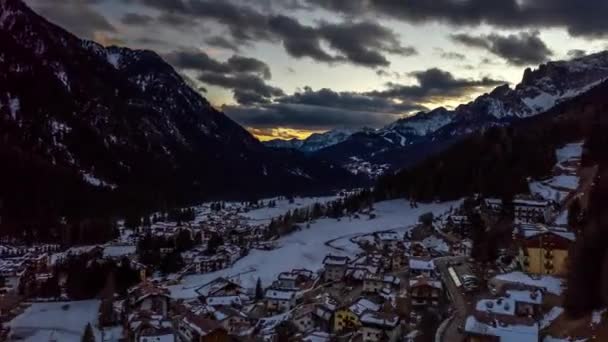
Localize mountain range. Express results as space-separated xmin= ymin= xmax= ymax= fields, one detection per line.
xmin=265 ymin=52 xmax=608 ymax=176
xmin=0 ymin=0 xmax=359 ymax=220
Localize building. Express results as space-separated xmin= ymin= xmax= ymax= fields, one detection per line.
xmin=408 ymin=257 xmax=436 ymax=278
xmin=362 ymin=274 xmax=400 ymax=293
xmin=514 ymin=223 xmax=575 ymax=275
xmin=195 ymin=277 xmax=246 ymax=299
xmin=291 ymin=304 xmax=315 ymax=333
xmin=322 ymin=255 xmax=349 ymax=282
xmin=333 ymin=298 xmax=380 ymax=332
xmin=178 ymin=313 xmax=229 ymax=342
xmin=484 ymin=197 xmax=553 ymax=224
xmin=264 ymin=288 xmax=296 ymax=313
xmin=409 ymin=276 xmax=443 ymax=307
xmin=127 ymin=282 xmax=171 ymax=316
xmin=359 ymin=311 xmax=401 ymax=342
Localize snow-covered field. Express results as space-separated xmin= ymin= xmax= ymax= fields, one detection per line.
xmin=240 ymin=195 xmax=339 ymax=224
xmin=8 ymin=300 xmax=101 ymax=342
xmin=167 ymin=199 xmax=461 ymax=299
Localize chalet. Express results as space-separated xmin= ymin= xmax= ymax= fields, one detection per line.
xmin=127 ymin=311 xmax=175 ymax=342
xmin=264 ymin=288 xmax=296 ymax=313
xmin=362 ymin=274 xmax=400 ymax=293
xmin=291 ymin=304 xmax=316 ymax=333
xmin=408 ymin=257 xmax=436 ymax=277
xmin=322 ymin=255 xmax=349 ymax=282
xmin=210 ymin=306 xmax=250 ymax=335
xmin=464 ymin=313 xmax=538 ymax=342
xmin=178 ymin=312 xmax=229 ymax=342
xmin=333 ymin=298 xmax=380 ymax=332
xmin=408 ymin=276 xmax=442 ymax=307
xmin=514 ymin=223 xmax=575 ymax=275
xmin=313 ymin=294 xmax=338 ymax=331
xmin=375 ymin=231 xmax=401 ymax=250
xmin=359 ymin=311 xmax=401 ymax=342
xmin=195 ymin=278 xmax=246 ymax=299
xmin=276 ymin=269 xmax=315 ymax=290
xmin=205 ymin=295 xmax=244 ymax=308
xmin=127 ymin=282 xmax=171 ymax=316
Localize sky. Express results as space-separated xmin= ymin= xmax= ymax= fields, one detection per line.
xmin=24 ymin=0 xmax=608 ymax=141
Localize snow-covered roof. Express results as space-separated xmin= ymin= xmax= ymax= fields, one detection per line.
xmin=409 ymin=275 xmax=442 ymax=289
xmin=464 ymin=315 xmax=539 ymax=342
xmin=409 ymin=257 xmax=435 ymax=271
xmin=348 ymin=298 xmax=380 ymax=316
xmin=264 ymin=289 xmax=296 ymax=301
xmin=323 ymin=255 xmax=349 ymax=266
xmin=517 ymin=223 xmax=576 ymax=241
xmin=360 ymin=311 xmax=400 ymax=328
xmin=205 ymin=295 xmax=243 ymax=307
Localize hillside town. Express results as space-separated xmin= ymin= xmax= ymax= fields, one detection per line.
xmin=0 ymin=142 xmax=601 ymax=342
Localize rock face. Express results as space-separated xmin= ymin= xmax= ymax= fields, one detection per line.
xmin=0 ymin=0 xmax=358 ymax=219
xmin=270 ymin=51 xmax=608 ymax=177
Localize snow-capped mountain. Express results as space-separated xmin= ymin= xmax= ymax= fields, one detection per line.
xmin=0 ymin=0 xmax=359 ymax=218
xmin=264 ymin=128 xmax=355 ymax=152
xmin=314 ymin=51 xmax=608 ymax=176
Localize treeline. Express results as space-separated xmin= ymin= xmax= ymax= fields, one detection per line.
xmin=267 ymin=190 xmax=374 ymax=237
xmin=136 ymin=229 xmax=198 ymax=274
xmin=565 ymin=112 xmax=608 ymax=317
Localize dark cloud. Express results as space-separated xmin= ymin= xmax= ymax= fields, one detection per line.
xmin=567 ymin=49 xmax=587 ymax=59
xmin=121 ymin=13 xmax=154 ymax=26
xmin=451 ymin=31 xmax=553 ymax=66
xmin=156 ymin=12 xmax=198 ymax=29
xmin=268 ymin=15 xmax=336 ymax=63
xmin=276 ymin=87 xmax=426 ymax=114
xmin=306 ymin=0 xmax=608 ymax=38
xmin=367 ymin=68 xmax=505 ymax=102
xmin=317 ymin=21 xmax=417 ymax=67
xmin=226 ymin=55 xmax=272 ymax=79
xmin=205 ymin=36 xmax=241 ymax=51
xmin=165 ymin=49 xmax=280 ymax=104
xmin=223 ymin=103 xmax=401 ymax=130
xmin=26 ymin=0 xmax=115 ymax=39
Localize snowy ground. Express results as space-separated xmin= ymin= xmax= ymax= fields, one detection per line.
xmin=167 ymin=199 xmax=461 ymax=299
xmin=8 ymin=300 xmax=101 ymax=342
xmin=239 ymin=195 xmax=339 ymax=225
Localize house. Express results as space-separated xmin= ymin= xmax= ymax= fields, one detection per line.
xmin=375 ymin=231 xmax=401 ymax=250
xmin=264 ymin=288 xmax=296 ymax=313
xmin=333 ymin=298 xmax=380 ymax=332
xmin=313 ymin=294 xmax=338 ymax=331
xmin=322 ymin=255 xmax=349 ymax=282
xmin=514 ymin=223 xmax=575 ymax=275
xmin=408 ymin=257 xmax=436 ymax=277
xmin=362 ymin=274 xmax=400 ymax=293
xmin=409 ymin=276 xmax=442 ymax=307
xmin=127 ymin=311 xmax=174 ymax=342
xmin=196 ymin=277 xmax=246 ymax=299
xmin=127 ymin=282 xmax=171 ymax=316
xmin=464 ymin=313 xmax=539 ymax=342
xmin=178 ymin=312 xmax=229 ymax=342
xmin=210 ymin=306 xmax=250 ymax=335
xmin=359 ymin=311 xmax=401 ymax=342
xmin=291 ymin=304 xmax=316 ymax=333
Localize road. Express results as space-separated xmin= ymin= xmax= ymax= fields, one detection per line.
xmin=434 ymin=256 xmax=469 ymax=342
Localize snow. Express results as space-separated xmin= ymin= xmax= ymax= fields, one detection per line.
xmin=544 ymin=337 xmax=587 ymax=342
xmin=522 ymin=91 xmax=559 ymax=113
xmin=529 ymin=181 xmax=568 ymax=203
xmin=167 ymin=199 xmax=460 ymax=299
xmin=103 ymin=245 xmax=136 ymax=257
xmin=556 ymin=143 xmax=583 ymax=164
xmin=387 ymin=109 xmax=453 ymax=136
xmin=548 ymin=175 xmax=579 ymax=190
xmin=464 ymin=315 xmax=539 ymax=342
xmin=7 ymin=95 xmax=19 ymax=120
xmin=81 ymin=171 xmax=117 ymax=190
xmin=422 ymin=235 xmax=450 ymax=254
xmin=591 ymin=308 xmax=606 ymax=326
xmin=55 ymin=70 xmax=70 ymax=90
xmin=240 ymin=196 xmax=338 ymax=224
xmin=494 ymin=272 xmax=564 ymax=295
xmin=9 ymin=300 xmax=101 ymax=342
xmin=540 ymin=306 xmax=564 ymax=329
xmin=106 ymin=52 xmax=121 ymax=69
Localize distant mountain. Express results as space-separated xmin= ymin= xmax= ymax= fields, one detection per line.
xmin=0 ymin=0 xmax=359 ymax=221
xmin=264 ymin=128 xmax=355 ymax=152
xmin=308 ymin=52 xmax=608 ymax=177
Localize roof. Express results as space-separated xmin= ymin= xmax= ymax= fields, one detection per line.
xmin=516 ymin=223 xmax=576 ymax=242
xmin=409 ymin=257 xmax=435 ymax=271
xmin=348 ymin=298 xmax=380 ymax=316
xmin=128 ymin=281 xmax=170 ymax=303
xmin=323 ymin=255 xmax=349 ymax=266
xmin=195 ymin=277 xmax=244 ymax=297
xmin=360 ymin=311 xmax=399 ymax=328
xmin=464 ymin=314 xmax=539 ymax=342
xmin=409 ymin=275 xmax=442 ymax=289
xmin=182 ymin=313 xmax=226 ymax=336
xmin=364 ymin=274 xmax=401 ymax=285
xmin=264 ymin=289 xmax=296 ymax=301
